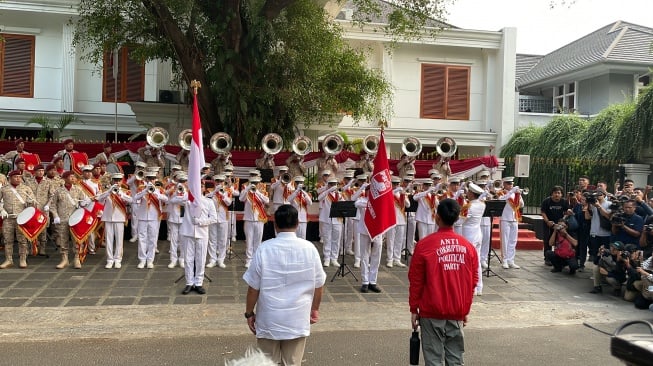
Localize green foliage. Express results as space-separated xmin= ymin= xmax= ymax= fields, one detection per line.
xmin=26 ymin=114 xmax=83 ymax=141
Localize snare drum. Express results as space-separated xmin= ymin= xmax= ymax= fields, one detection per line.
xmin=68 ymin=208 xmax=98 ymax=244
xmin=17 ymin=153 xmax=41 ymax=173
xmin=63 ymin=152 xmax=89 ymax=176
xmin=16 ymin=207 xmax=48 ymax=241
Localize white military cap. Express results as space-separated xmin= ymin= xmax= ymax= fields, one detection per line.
xmin=145 ymin=171 xmax=157 ymax=178
xmin=327 ymin=178 xmax=339 ymax=184
xmin=135 ymin=161 xmax=148 ymax=169
xmin=82 ymin=165 xmax=94 ymax=171
xmin=405 ymin=170 xmax=416 ymax=176
xmin=176 ymin=173 xmax=188 ymax=181
xmin=391 ymin=176 xmax=402 ymax=183
xmin=468 ymin=183 xmax=484 ymax=195
xmin=203 ymin=163 xmax=211 ymax=169
xmin=146 ymin=166 xmax=160 ymax=172
xmin=214 ymin=175 xmax=226 ymax=181
xmin=111 ymin=173 xmax=124 ymax=180
xmin=249 ymin=169 xmax=261 ymax=176
xmin=420 ymin=179 xmax=433 ymax=185
xmin=224 ymin=165 xmax=234 ymax=171
xmin=403 ymin=175 xmax=414 ymax=181
xmin=321 ymin=170 xmax=332 ymax=176
xmin=427 ymin=169 xmax=439 ymax=175
xmin=475 ymin=180 xmax=489 ymax=186
xmin=431 ymin=172 xmax=443 ymax=179
xmin=343 ymin=170 xmax=355 ymax=178
xmin=356 ymin=174 xmax=368 ymax=180
xmin=224 ymin=171 xmax=233 ymax=177
xmin=249 ymin=176 xmax=261 ymax=183
xmin=294 ymin=176 xmax=305 ymax=182
xmin=502 ymin=176 xmax=515 ymax=183
xmin=171 ymin=164 xmax=182 ymax=171
xmin=448 ymin=176 xmax=462 ymax=184
xmin=277 ymin=166 xmax=288 ymax=171
xmin=478 ymin=170 xmax=490 ymax=177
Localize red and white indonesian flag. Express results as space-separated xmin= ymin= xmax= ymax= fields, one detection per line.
xmin=188 ymin=90 xmax=205 ymax=217
xmin=364 ymin=131 xmax=396 ymax=241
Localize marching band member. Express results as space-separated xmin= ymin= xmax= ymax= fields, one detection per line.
xmin=340 ymin=170 xmax=356 ymax=256
xmin=180 ymin=182 xmax=218 ymax=295
xmin=355 ymin=151 xmax=374 ymax=175
xmin=269 ymin=165 xmax=292 ymax=213
xmin=285 ymin=152 xmax=306 ymax=180
xmin=316 ymin=153 xmax=338 ymax=179
xmin=133 ymin=171 xmax=168 ymax=269
xmin=206 ymin=175 xmax=231 ymax=268
xmin=287 ymin=176 xmax=313 ymax=240
xmin=315 ymin=169 xmax=332 ymax=244
xmin=461 ymin=183 xmax=486 ymax=296
xmin=224 ymin=168 xmax=239 ymax=242
xmin=52 ymin=156 xmax=65 ymax=176
xmin=446 ymin=177 xmax=466 ymax=235
xmin=0 ymin=170 xmax=36 ymax=268
xmin=96 ymin=161 xmax=112 ymax=190
xmin=476 ymin=180 xmax=492 ymax=269
xmin=318 ymin=177 xmax=345 ymax=267
xmin=3 ymin=138 xmax=29 ymax=170
xmin=414 ymin=179 xmax=438 ymax=240
xmin=52 ymin=138 xmax=76 ymax=161
xmin=137 ymin=145 xmax=166 ymax=178
xmin=127 ymin=161 xmax=148 ymax=243
xmin=93 ymin=142 xmax=117 ymax=164
xmin=397 ymin=153 xmax=416 ymax=179
xmin=97 ymin=173 xmax=132 ymax=269
xmin=386 ymin=176 xmax=410 ymax=268
xmin=402 ymin=172 xmax=418 ymax=255
xmin=79 ymin=165 xmax=100 ymax=255
xmin=166 ymin=172 xmax=188 ymax=269
xmin=240 ymin=175 xmax=269 ymax=268
xmin=349 ymin=174 xmax=370 ymax=267
xmin=50 ymin=171 xmax=89 ymax=269
xmin=175 ymin=149 xmax=190 ymax=172
xmin=210 ymin=151 xmax=233 ymax=175
xmin=498 ymin=176 xmax=524 ymax=269
xmin=45 ymin=164 xmax=63 ymax=187
xmin=354 ymin=184 xmax=383 ymax=293
xmin=255 ymin=152 xmax=275 ymax=170
xmin=14 ymin=158 xmax=34 ymax=183
xmin=201 ymin=163 xmax=212 ymax=180
xmin=25 ymin=164 xmax=55 ymax=256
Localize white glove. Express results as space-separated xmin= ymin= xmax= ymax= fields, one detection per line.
xmin=361 ymin=182 xmax=370 ymax=190
xmin=43 ymin=205 xmax=50 ymax=212
xmin=53 ymin=217 xmax=61 ymax=224
xmin=458 ymin=189 xmax=465 ymax=195
xmin=0 ymin=210 xmax=7 ymax=219
xmin=80 ymin=198 xmax=91 ymax=207
xmin=297 ymin=183 xmax=304 ymax=190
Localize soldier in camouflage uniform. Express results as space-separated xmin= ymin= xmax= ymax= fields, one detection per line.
xmin=50 ymin=171 xmax=89 ymax=269
xmin=0 ymin=170 xmax=37 ymax=268
xmin=25 ymin=164 xmax=56 ymax=256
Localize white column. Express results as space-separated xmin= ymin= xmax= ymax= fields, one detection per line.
xmin=621 ymin=163 xmax=651 ymax=188
xmin=61 ymin=23 xmax=76 ymax=113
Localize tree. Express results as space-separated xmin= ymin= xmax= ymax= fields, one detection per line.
xmin=72 ymin=0 xmax=450 ymax=145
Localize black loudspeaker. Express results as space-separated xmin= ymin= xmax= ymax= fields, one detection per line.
xmin=159 ymin=90 xmax=174 ymax=103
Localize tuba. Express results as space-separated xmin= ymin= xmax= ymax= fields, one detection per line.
xmin=363 ymin=135 xmax=379 ymax=155
xmin=262 ymin=133 xmax=283 ymax=155
xmin=146 ymin=127 xmax=169 ymax=148
xmin=402 ymin=137 xmax=422 ymax=157
xmin=178 ymin=129 xmax=192 ymax=150
xmin=210 ymin=132 xmax=232 ymax=154
xmin=322 ymin=133 xmax=343 ymax=156
xmin=292 ymin=136 xmax=312 ymax=156
xmin=436 ymin=137 xmax=457 ymax=158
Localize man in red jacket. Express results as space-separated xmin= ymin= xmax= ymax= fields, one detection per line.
xmin=408 ymin=198 xmax=479 ymax=366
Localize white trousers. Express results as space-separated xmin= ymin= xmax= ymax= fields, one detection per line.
xmin=208 ymin=221 xmax=229 ymax=263
xmin=406 ymin=214 xmax=417 ymax=253
xmin=168 ymin=222 xmax=185 ymax=263
xmin=344 ymin=217 xmax=355 ymax=252
xmin=417 ymin=222 xmax=436 ymax=240
xmin=321 ymin=221 xmax=342 ymax=261
xmin=230 ymin=212 xmax=237 ymax=239
xmin=244 ymin=221 xmax=264 ymax=263
xmin=104 ymin=221 xmax=124 ymax=263
xmin=360 ymin=234 xmax=382 ymax=285
xmin=500 ymin=220 xmax=518 ymax=262
xmin=480 ymin=224 xmax=491 ymax=262
xmin=137 ymin=219 xmax=159 ymax=262
xmin=472 ymin=240 xmax=483 ymax=292
xmin=295 ymin=222 xmax=307 ymax=240
xmin=386 ymin=224 xmax=406 ymax=262
xmin=184 ymin=235 xmax=208 ymax=286
xmin=131 ymin=216 xmax=139 ymax=238
xmin=351 ymin=219 xmax=361 ymax=260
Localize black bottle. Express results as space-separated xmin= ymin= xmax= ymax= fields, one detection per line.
xmin=410 ymin=330 xmax=420 ymax=365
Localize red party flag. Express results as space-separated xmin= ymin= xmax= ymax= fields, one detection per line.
xmin=364 ymin=131 xmax=396 ymax=240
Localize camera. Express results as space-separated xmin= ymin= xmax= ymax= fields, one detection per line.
xmin=583 ymin=191 xmax=599 ymax=205
xmin=610 ymin=214 xmax=626 ymax=225
xmin=621 ymin=251 xmax=630 ymax=259
xmin=553 ymin=224 xmax=563 ymax=231
xmin=644 ymin=224 xmax=653 ymax=232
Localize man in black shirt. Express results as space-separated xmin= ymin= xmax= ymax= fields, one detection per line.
xmin=541 ymin=186 xmax=572 ymax=264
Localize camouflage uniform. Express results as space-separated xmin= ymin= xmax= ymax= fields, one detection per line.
xmin=0 ymin=183 xmax=36 ymax=267
xmin=25 ymin=178 xmax=55 ymax=255
xmin=50 ymin=185 xmax=87 ymax=267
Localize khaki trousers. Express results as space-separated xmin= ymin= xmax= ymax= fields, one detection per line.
xmin=257 ymin=337 xmax=307 ymax=366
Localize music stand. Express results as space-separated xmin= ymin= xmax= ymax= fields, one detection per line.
xmin=403 ymin=195 xmax=418 ymax=261
xmin=329 ymin=201 xmax=358 ymax=282
xmin=482 ymin=200 xmax=508 ymax=283
xmin=227 ymin=196 xmax=243 ymax=262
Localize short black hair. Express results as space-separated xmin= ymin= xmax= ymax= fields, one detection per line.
xmin=551 ymin=185 xmax=563 ymax=194
xmin=274 ymin=204 xmax=299 ymax=229
xmin=437 ymin=199 xmax=460 ymax=227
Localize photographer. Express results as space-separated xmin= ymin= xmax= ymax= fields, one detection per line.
xmin=585 ymin=190 xmax=612 ymax=263
xmin=540 ymin=186 xmax=572 ymax=265
xmin=632 ymin=187 xmax=653 ymax=219
xmin=590 ymin=241 xmax=628 ymax=295
xmin=622 ymin=246 xmax=645 ymax=302
xmin=638 ymin=219 xmax=653 ymax=258
xmin=545 ymin=220 xmax=578 ymax=274
xmin=611 ymin=199 xmax=644 ymax=246
xmin=571 ymin=190 xmax=591 ymax=270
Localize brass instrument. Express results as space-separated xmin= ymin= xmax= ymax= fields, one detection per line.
xmin=292 ymin=136 xmax=312 ymax=156
xmin=135 ymin=170 xmax=145 ymax=180
xmin=281 ymin=173 xmax=291 ymax=185
xmin=147 ymin=184 xmax=156 ymax=194
xmin=112 ymin=185 xmax=120 ymax=194
xmin=520 ymin=187 xmax=530 ymax=196
xmin=210 ymin=132 xmax=232 ymax=154
xmin=262 ymin=133 xmax=283 ymax=155
xmin=322 ymin=133 xmax=343 ymax=156
xmin=363 ymin=135 xmax=379 ymax=155
xmin=177 ymin=183 xmax=185 ymax=194
xmin=493 ymin=179 xmax=503 ymax=189
xmin=178 ymin=129 xmax=193 ymax=150
xmin=435 ymin=137 xmax=457 ymax=158
xmin=146 ymin=127 xmax=169 ymax=148
xmin=402 ymin=137 xmax=422 ymax=157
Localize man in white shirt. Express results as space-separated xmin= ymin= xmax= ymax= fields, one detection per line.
xmin=207 ymin=175 xmax=232 ymax=268
xmin=243 ymin=204 xmax=326 ymax=366
xmin=287 ymin=176 xmax=312 ymax=240
xmin=386 ymin=176 xmax=410 ymax=268
xmin=498 ymin=177 xmax=524 ymax=269
xmin=414 ymin=179 xmax=438 ymax=239
xmin=97 ymin=173 xmax=132 ymax=269
xmin=461 ymin=183 xmax=486 ymax=295
xmin=166 ymin=173 xmax=188 ymax=269
xmin=132 ymin=171 xmax=168 ymax=269
xmin=240 ymin=176 xmax=270 ymax=268
xmin=180 ymin=187 xmax=217 ymax=295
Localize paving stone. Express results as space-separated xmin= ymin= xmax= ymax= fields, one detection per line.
xmin=102 ymin=297 xmax=137 ymax=306
xmin=27 ymin=298 xmax=65 ymax=307
xmin=64 ymin=297 xmax=101 ymax=307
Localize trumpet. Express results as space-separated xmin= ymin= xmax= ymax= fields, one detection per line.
xmin=177 ymin=184 xmax=186 ymax=194
xmin=249 ymin=184 xmax=257 ymax=192
xmin=520 ymin=187 xmax=530 ymax=195
xmin=112 ymin=185 xmax=120 ymax=194
xmin=281 ymin=172 xmax=291 ymax=185
xmin=493 ymin=179 xmax=503 ymax=189
xmin=147 ymin=184 xmax=156 ymax=194
xmin=135 ymin=169 xmax=145 ymax=180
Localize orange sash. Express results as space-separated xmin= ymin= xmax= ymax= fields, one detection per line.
xmin=283 ymin=185 xmax=292 ymax=201
xmin=509 ymin=193 xmax=522 ymax=222
xmin=329 ymin=191 xmax=340 ymax=203
xmin=79 ymin=181 xmax=96 ymax=198
xmin=296 ymin=192 xmax=309 ymax=210
xmin=460 ymin=202 xmax=472 ymax=218
xmin=426 ymin=193 xmax=437 ymax=219
xmin=147 ymin=192 xmax=163 ymax=219
xmin=248 ymin=192 xmax=267 ymax=223
xmin=394 ymin=193 xmax=405 ymax=215
xmin=215 ymin=193 xmax=231 ymax=219
xmin=110 ymin=191 xmax=128 ymax=223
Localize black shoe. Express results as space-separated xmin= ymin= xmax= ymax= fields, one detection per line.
xmin=195 ymin=286 xmax=206 ymax=295
xmin=577 ymin=265 xmax=585 ymax=272
xmin=360 ymin=285 xmax=369 ymax=293
xmin=182 ymin=285 xmax=194 ymax=295
xmin=569 ymin=268 xmax=576 ymax=275
xmin=544 ymin=260 xmax=552 ymax=266
xmin=550 ymin=268 xmax=562 ymax=273
xmin=589 ymin=286 xmax=602 ymax=294
xmin=368 ymin=284 xmax=382 ymax=293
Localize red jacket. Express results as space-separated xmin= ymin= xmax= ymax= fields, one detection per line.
xmin=408 ymin=227 xmax=478 ymax=321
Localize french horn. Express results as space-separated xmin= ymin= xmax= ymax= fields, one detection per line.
xmin=210 ymin=132 xmax=232 ymax=154
xmin=363 ymin=135 xmax=379 ymax=155
xmin=178 ymin=129 xmax=192 ymax=151
xmin=146 ymin=127 xmax=169 ymax=149
xmin=322 ymin=133 xmax=343 ymax=156
xmin=292 ymin=136 xmax=312 ymax=156
xmin=436 ymin=137 xmax=457 ymax=158
xmin=262 ymin=133 xmax=283 ymax=155
xmin=402 ymin=137 xmax=422 ymax=157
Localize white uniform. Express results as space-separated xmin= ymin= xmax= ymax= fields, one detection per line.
xmin=462 ymin=199 xmax=485 ymax=293
xmin=97 ymin=187 xmax=132 ymax=267
xmin=318 ymin=187 xmax=344 ymax=265
xmin=414 ymin=189 xmax=438 ymax=239
xmin=288 ymin=187 xmax=312 ymax=239
xmin=208 ymin=189 xmax=232 ymax=266
xmin=270 ymin=179 xmax=292 ymax=213
xmin=79 ymin=178 xmax=101 ymax=253
xmin=355 ymin=197 xmax=382 ymax=286
xmin=499 ymin=188 xmax=524 ymax=267
xmin=180 ymin=196 xmax=217 ymax=287
xmin=385 ymin=188 xmax=410 ymax=265
xmin=133 ymin=186 xmax=168 ymax=266
xmin=167 ymin=190 xmax=187 ymax=267
xmin=239 ymin=186 xmax=269 ymax=267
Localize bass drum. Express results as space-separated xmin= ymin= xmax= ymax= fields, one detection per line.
xmin=68 ymin=207 xmax=97 ymax=243
xmin=17 ymin=153 xmax=41 ymax=173
xmin=16 ymin=206 xmax=48 ymax=242
xmin=63 ymin=152 xmax=89 ymax=176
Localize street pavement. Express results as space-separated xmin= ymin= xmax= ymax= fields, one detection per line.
xmin=0 ymin=238 xmax=651 ymax=365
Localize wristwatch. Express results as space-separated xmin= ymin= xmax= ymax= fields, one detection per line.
xmin=244 ymin=311 xmax=255 ymax=319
